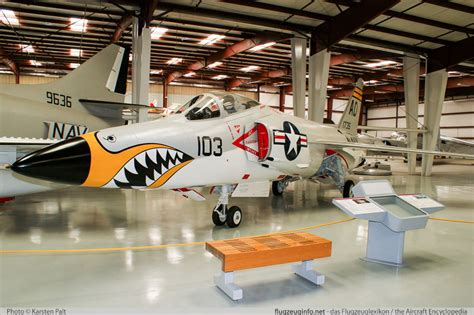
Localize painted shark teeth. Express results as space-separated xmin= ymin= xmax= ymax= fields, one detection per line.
xmin=112 ymin=147 xmax=192 ymax=189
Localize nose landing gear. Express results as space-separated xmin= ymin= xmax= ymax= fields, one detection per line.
xmin=212 ymin=185 xmax=242 ymax=228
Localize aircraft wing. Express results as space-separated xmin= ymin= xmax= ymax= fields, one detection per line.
xmin=0 ymin=137 xmax=58 ymax=169
xmin=79 ymin=99 xmax=149 ymax=119
xmin=357 ymin=126 xmax=427 ymax=133
xmin=314 ymin=140 xmax=474 ymax=159
xmin=0 ymin=137 xmax=57 ymax=147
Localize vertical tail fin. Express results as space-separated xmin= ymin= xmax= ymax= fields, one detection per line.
xmin=58 ymin=44 xmax=130 ymax=99
xmin=337 ymin=78 xmax=364 ymax=136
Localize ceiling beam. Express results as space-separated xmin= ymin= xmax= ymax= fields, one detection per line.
xmin=325 ymin=1 xmax=474 ymax=35
xmin=362 ymin=24 xmax=451 ymax=46
xmin=220 ymin=0 xmax=449 ymax=46
xmin=158 ymin=1 xmax=423 ymax=54
xmin=144 ymin=0 xmax=160 ymax=26
xmin=219 ymin=0 xmax=330 ymax=21
xmin=428 ymin=36 xmax=474 ymax=73
xmin=158 ymin=2 xmax=310 ymax=33
xmin=383 ymin=10 xmax=474 ymax=35
xmin=422 ymin=0 xmax=474 ymax=14
xmin=311 ymin=0 xmax=400 ymax=53
xmin=166 ymin=31 xmax=291 ymax=84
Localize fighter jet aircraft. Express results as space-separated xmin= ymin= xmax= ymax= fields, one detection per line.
xmin=0 ymin=44 xmax=147 ymax=198
xmin=10 ymin=79 xmax=474 ymax=227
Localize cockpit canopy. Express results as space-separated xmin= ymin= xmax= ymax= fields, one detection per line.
xmin=178 ymin=92 xmax=260 ymax=121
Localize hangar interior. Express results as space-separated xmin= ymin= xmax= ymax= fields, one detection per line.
xmin=0 ymin=0 xmax=473 ymax=313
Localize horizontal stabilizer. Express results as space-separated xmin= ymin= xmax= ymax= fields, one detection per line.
xmin=314 ymin=140 xmax=474 ymax=159
xmin=79 ymin=99 xmax=148 ymax=109
xmin=79 ymin=99 xmax=148 ymax=119
xmin=358 ymin=126 xmax=427 ymax=133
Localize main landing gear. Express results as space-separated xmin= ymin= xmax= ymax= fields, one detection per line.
xmin=212 ymin=185 xmax=242 ymax=228
xmin=272 ymin=177 xmax=292 ymax=196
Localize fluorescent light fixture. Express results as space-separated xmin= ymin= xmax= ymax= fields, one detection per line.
xmin=194 ymin=84 xmax=214 ymax=88
xmin=364 ymin=60 xmax=397 ymax=68
xmin=183 ymin=72 xmax=195 ymax=77
xmin=208 ymin=61 xmax=222 ymax=68
xmin=249 ymin=41 xmax=275 ymax=52
xmin=19 ymin=44 xmax=34 ymax=53
xmin=448 ymin=71 xmax=461 ymax=76
xmin=70 ymin=18 xmax=88 ymax=32
xmin=199 ymin=34 xmax=225 ymax=45
xmin=327 ymin=85 xmax=334 ymax=89
xmin=150 ymin=69 xmax=163 ymax=74
xmin=30 ymin=60 xmax=42 ymax=66
xmin=151 ymin=27 xmax=168 ymax=40
xmin=69 ymin=63 xmax=80 ymax=69
xmin=212 ymin=74 xmax=228 ymax=80
xmin=167 ymin=58 xmax=183 ymax=65
xmin=70 ymin=49 xmax=82 ymax=57
xmin=240 ymin=65 xmax=259 ymax=72
xmin=363 ymin=80 xmax=379 ymax=85
xmin=0 ymin=10 xmax=19 ymax=25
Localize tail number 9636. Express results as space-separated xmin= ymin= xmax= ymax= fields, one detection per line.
xmin=46 ymin=91 xmax=72 ymax=108
xmin=197 ymin=136 xmax=222 ymax=156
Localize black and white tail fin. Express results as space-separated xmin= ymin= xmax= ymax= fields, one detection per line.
xmin=338 ymin=78 xmax=364 ymax=136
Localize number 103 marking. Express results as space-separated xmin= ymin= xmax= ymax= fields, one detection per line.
xmin=197 ymin=136 xmax=222 ymax=156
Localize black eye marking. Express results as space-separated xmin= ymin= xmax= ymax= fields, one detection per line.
xmin=104 ymin=135 xmax=116 ymax=143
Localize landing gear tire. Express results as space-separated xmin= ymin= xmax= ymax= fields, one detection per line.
xmin=272 ymin=180 xmax=285 ymax=196
xmin=343 ymin=180 xmax=355 ymax=198
xmin=226 ymin=206 xmax=242 ymax=228
xmin=212 ymin=205 xmax=226 ymax=226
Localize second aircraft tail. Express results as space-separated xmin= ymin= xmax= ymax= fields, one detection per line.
xmin=337 ymin=78 xmax=364 ymax=137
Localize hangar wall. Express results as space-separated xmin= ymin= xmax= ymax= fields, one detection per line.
xmin=0 ymin=74 xmax=58 ymax=84
xmin=366 ymin=99 xmax=474 ymax=140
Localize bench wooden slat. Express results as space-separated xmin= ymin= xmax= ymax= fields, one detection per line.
xmin=206 ymin=232 xmax=332 ymax=272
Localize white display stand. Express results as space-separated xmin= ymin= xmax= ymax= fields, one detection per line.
xmin=333 ymin=180 xmax=445 ymax=267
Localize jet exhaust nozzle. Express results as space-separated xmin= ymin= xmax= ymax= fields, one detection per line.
xmin=11 ymin=137 xmax=91 ymax=185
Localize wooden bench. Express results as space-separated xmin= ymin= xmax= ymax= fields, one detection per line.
xmin=206 ymin=232 xmax=332 ymax=300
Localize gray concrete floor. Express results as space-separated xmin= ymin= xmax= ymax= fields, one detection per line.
xmin=0 ymin=159 xmax=473 ymax=313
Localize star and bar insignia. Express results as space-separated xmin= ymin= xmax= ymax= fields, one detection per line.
xmin=273 ymin=121 xmax=307 ymax=161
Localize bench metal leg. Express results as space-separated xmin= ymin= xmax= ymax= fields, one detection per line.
xmin=214 ymin=271 xmax=243 ymax=301
xmin=292 ymin=260 xmax=325 ymax=285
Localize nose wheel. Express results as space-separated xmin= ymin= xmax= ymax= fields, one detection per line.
xmin=212 ymin=185 xmax=242 ymax=228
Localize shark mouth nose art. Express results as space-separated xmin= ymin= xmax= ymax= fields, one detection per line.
xmin=105 ymin=147 xmax=193 ymax=189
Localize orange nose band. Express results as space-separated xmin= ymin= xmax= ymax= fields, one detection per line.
xmin=81 ymin=132 xmax=172 ymax=187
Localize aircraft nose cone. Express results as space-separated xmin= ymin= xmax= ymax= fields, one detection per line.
xmin=11 ymin=137 xmax=91 ymax=185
